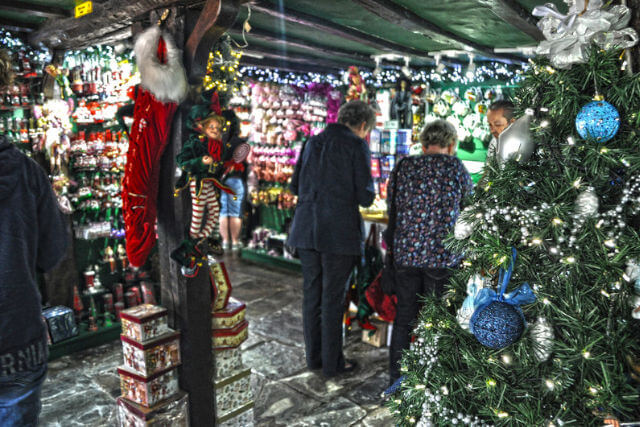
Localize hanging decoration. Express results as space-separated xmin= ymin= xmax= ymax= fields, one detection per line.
xmin=469 ymin=248 xmax=537 ymax=349
xmin=529 ymin=317 xmax=554 ymax=362
xmin=575 ymin=99 xmax=620 ymax=143
xmin=457 ymin=275 xmax=486 ymax=330
xmin=532 ymin=0 xmax=638 ymax=69
xmin=122 ymin=25 xmax=188 ymax=269
xmin=203 ymin=35 xmax=242 ymax=103
xmin=345 ymin=66 xmax=367 ymax=102
xmin=496 ymin=110 xmax=535 ymax=164
xmin=575 ymin=188 xmax=599 ymax=218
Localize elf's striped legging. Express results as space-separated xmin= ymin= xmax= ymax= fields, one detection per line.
xmin=189 ymin=180 xmax=220 ymax=241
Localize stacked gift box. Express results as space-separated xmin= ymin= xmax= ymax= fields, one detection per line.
xmin=209 ymin=259 xmax=255 ymax=426
xmin=116 ymin=304 xmax=189 ymax=426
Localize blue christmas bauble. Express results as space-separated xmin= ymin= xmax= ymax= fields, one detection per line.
xmin=470 ymin=301 xmax=525 ymax=349
xmin=575 ymin=100 xmax=620 ymax=143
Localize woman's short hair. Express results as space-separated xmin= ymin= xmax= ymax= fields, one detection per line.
xmin=337 ymin=100 xmax=376 ymax=131
xmin=0 ymin=50 xmax=14 ymax=88
xmin=420 ymin=119 xmax=457 ymax=148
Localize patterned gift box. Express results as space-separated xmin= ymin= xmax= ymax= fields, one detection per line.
xmin=214 ymin=369 xmax=252 ymax=417
xmin=212 ymin=321 xmax=248 ymax=350
xmin=118 ymin=365 xmax=179 ymax=408
xmin=117 ymin=391 xmax=189 ymax=427
xmin=122 ymin=331 xmax=181 ymax=377
xmin=120 ymin=304 xmax=169 ymax=344
xmin=212 ymin=298 xmax=246 ymax=330
xmin=209 ymin=260 xmax=232 ymax=311
xmin=42 ymin=306 xmax=78 ymax=344
xmin=214 ymin=347 xmax=243 ymax=379
xmin=217 ymin=403 xmax=254 ymax=427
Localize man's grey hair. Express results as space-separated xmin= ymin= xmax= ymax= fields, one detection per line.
xmin=420 ymin=119 xmax=457 ymax=148
xmin=337 ymin=100 xmax=376 ymax=131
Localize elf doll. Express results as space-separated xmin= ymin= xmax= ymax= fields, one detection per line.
xmin=171 ymin=92 xmax=248 ymax=276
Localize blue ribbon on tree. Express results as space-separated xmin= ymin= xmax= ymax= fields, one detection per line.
xmin=469 ymin=248 xmax=537 ymax=334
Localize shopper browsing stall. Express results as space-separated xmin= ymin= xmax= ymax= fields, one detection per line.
xmin=0 ymin=49 xmax=69 ymax=426
xmin=485 ymin=100 xmax=516 ymax=159
xmin=385 ymin=119 xmax=472 ymax=385
xmin=287 ymin=100 xmax=376 ymax=378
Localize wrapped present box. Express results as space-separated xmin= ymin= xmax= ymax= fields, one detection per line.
xmin=217 ymin=401 xmax=254 ymax=427
xmin=209 ymin=261 xmax=232 ymax=311
xmin=212 ymin=298 xmax=246 ymax=330
xmin=120 ymin=304 xmax=170 ymax=344
xmin=214 ymin=368 xmax=252 ymax=416
xmin=122 ymin=331 xmax=181 ymax=377
xmin=214 ymin=347 xmax=243 ymax=379
xmin=117 ymin=391 xmax=189 ymax=427
xmin=212 ymin=321 xmax=248 ymax=350
xmin=43 ymin=306 xmax=78 ymax=344
xmin=118 ymin=365 xmax=179 ymax=408
xmin=361 ymin=318 xmax=392 ymax=348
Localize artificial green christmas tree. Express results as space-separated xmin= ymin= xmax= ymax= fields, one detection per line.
xmin=389 ymin=4 xmax=640 ymax=426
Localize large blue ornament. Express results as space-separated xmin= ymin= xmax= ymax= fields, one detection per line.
xmin=575 ymin=100 xmax=620 ymax=143
xmin=469 ymin=248 xmax=536 ymax=350
xmin=470 ymin=301 xmax=525 ymax=349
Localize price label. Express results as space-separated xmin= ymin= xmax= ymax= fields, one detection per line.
xmin=75 ymin=1 xmax=93 ymax=18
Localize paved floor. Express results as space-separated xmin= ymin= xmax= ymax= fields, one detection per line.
xmin=40 ymin=256 xmax=394 ymax=426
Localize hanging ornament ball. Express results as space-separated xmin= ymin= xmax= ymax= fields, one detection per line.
xmin=497 ymin=110 xmax=535 ymax=163
xmin=433 ymin=101 xmax=449 ymax=117
xmin=484 ymin=88 xmax=497 ymax=101
xmin=452 ymin=101 xmax=469 ymax=116
xmin=530 ymin=317 xmax=554 ymax=362
xmin=464 ymin=88 xmax=477 ymax=102
xmin=454 ymin=207 xmax=474 ymax=240
xmin=470 ymin=301 xmax=525 ymax=349
xmin=442 ymin=90 xmax=458 ymax=105
xmin=575 ymin=187 xmax=599 ymax=217
xmin=575 ymin=100 xmax=620 ymax=143
xmin=476 ymin=103 xmax=488 ymax=115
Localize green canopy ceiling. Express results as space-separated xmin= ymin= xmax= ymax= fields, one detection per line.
xmin=1 ymin=0 xmax=568 ymax=72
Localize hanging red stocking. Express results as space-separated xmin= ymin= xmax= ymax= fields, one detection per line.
xmin=122 ymin=26 xmax=188 ymax=268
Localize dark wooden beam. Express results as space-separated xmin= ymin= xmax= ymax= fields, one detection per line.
xmin=244 ymin=46 xmax=348 ymax=71
xmin=0 ymin=1 xmax=69 ymax=19
xmin=30 ymin=0 xmax=179 ymax=48
xmin=241 ymin=57 xmax=343 ymax=75
xmin=228 ymin=27 xmax=374 ymax=66
xmin=250 ymin=2 xmax=432 ymax=59
xmin=351 ymin=0 xmax=523 ymax=62
xmin=477 ymin=0 xmax=544 ymax=42
xmin=0 ymin=18 xmax=37 ymax=33
xmin=153 ymin=6 xmax=216 ymax=427
xmin=185 ymin=0 xmax=241 ymax=83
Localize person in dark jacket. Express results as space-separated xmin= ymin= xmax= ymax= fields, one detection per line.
xmin=386 ymin=119 xmax=473 ymax=384
xmin=288 ymin=100 xmax=376 ymax=377
xmin=0 ymin=50 xmax=69 ymax=426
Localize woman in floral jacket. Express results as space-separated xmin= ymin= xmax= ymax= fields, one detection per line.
xmin=386 ymin=119 xmax=473 ymax=384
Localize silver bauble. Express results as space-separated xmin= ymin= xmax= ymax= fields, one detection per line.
xmin=530 ymin=317 xmax=554 ymax=362
xmin=575 ymin=188 xmax=599 ymax=217
xmin=454 ymin=207 xmax=474 ymax=240
xmin=497 ymin=110 xmax=535 ymax=164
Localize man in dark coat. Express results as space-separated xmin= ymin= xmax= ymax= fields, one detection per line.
xmin=288 ymin=100 xmax=376 ymax=377
xmin=0 ymin=50 xmax=68 ymax=425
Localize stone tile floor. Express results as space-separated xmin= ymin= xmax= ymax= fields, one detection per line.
xmin=40 ymin=256 xmax=394 ymax=426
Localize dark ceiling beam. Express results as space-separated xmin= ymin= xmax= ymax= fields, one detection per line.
xmin=244 ymin=46 xmax=349 ymax=71
xmin=476 ymin=0 xmax=544 ymax=42
xmin=30 ymin=0 xmax=179 ymax=48
xmin=0 ymin=1 xmax=70 ymax=19
xmin=0 ymin=18 xmax=37 ymax=33
xmin=250 ymin=2 xmax=433 ymax=59
xmin=228 ymin=27 xmax=373 ymax=66
xmin=351 ymin=0 xmax=523 ymax=62
xmin=241 ymin=57 xmax=342 ymax=75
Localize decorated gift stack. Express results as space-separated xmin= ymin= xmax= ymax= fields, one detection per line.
xmin=209 ymin=257 xmax=254 ymax=426
xmin=116 ymin=304 xmax=189 ymax=426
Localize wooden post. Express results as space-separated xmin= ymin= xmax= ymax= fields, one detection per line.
xmin=154 ymin=7 xmax=215 ymax=426
xmin=627 ymin=0 xmax=640 ymax=73
xmin=155 ymin=1 xmax=241 ymax=424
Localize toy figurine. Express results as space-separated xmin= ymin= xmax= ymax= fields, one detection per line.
xmin=391 ymin=77 xmax=413 ymax=129
xmin=346 ymin=66 xmax=367 ymax=102
xmin=171 ymin=91 xmax=249 ymax=277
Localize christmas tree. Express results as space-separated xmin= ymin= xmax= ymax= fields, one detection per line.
xmin=389 ymin=3 xmax=640 ymax=426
